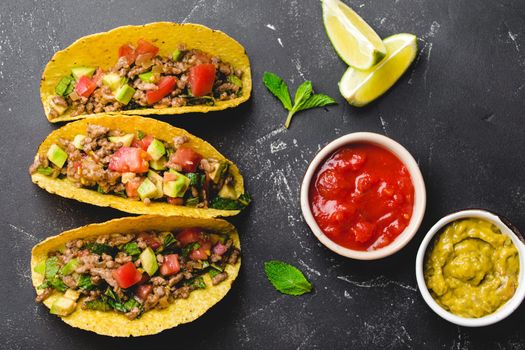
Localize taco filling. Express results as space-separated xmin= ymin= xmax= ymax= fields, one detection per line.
xmin=47 ymin=39 xmax=243 ymax=119
xmin=34 ymin=228 xmax=240 ymax=320
xmin=29 ymin=124 xmax=250 ymax=210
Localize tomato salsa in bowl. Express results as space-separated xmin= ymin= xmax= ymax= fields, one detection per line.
xmin=301 ymin=132 xmax=426 ymax=260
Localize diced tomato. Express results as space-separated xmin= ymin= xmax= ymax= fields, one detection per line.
xmin=351 ymin=222 xmax=375 ymax=243
xmin=169 ymin=146 xmax=202 ymax=173
xmin=75 ymin=76 xmax=97 ymax=97
xmin=146 ymin=76 xmax=177 ymax=105
xmin=136 ymin=39 xmax=159 ymax=56
xmin=92 ymin=68 xmax=105 ymax=86
xmin=125 ymin=177 xmax=143 ymax=198
xmin=167 ymin=197 xmax=184 ymax=205
xmin=118 ymin=43 xmax=136 ymax=65
xmin=176 ymin=228 xmax=202 ymax=246
xmin=108 ymin=147 xmax=149 ymax=173
xmin=135 ymin=284 xmax=153 ymax=300
xmin=188 ymin=64 xmax=216 ymax=97
xmin=160 ymin=254 xmax=180 ymax=276
xmin=112 ymin=262 xmax=142 ymax=289
xmin=138 ymin=232 xmax=162 ymax=250
xmin=190 ymin=241 xmax=211 ymax=261
xmin=132 ymin=135 xmax=153 ymax=151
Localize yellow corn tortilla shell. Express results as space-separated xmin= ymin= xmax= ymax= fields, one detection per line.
xmin=31 ymin=215 xmax=241 ymax=337
xmin=41 ymin=22 xmax=252 ymax=123
xmin=31 ymin=115 xmax=245 ymax=217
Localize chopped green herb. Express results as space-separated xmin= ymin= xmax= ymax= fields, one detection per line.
xmin=137 ymin=130 xmax=145 ymax=140
xmin=182 ymin=242 xmax=200 ymax=258
xmin=211 ymin=263 xmax=223 ymax=272
xmin=45 ymin=257 xmax=60 ymax=279
xmin=228 ymin=75 xmax=243 ymax=87
xmin=185 ymin=276 xmax=206 ymax=289
xmin=163 ymin=233 xmax=177 ymax=249
xmin=185 ymin=197 xmax=199 ymax=207
xmin=123 ymin=298 xmax=141 ymax=311
xmin=48 ymin=277 xmax=68 ymax=292
xmin=122 ymin=242 xmax=141 ymax=257
xmin=85 ymin=243 xmax=114 ymax=256
xmin=201 ymin=260 xmax=210 ymax=269
xmin=262 ymin=71 xmax=336 ymax=128
xmin=263 ymin=260 xmax=312 ymax=296
xmin=37 ymin=166 xmax=54 ymax=176
xmin=77 ymin=274 xmax=95 ymax=291
xmin=208 ymin=269 xmax=221 ymax=278
xmin=187 ymin=173 xmax=200 ymax=187
xmin=37 ymin=281 xmax=50 ymax=290
xmin=210 ymin=193 xmax=251 ymax=210
xmin=84 ymin=298 xmax=112 ymax=311
xmin=97 ymin=185 xmax=106 ymax=194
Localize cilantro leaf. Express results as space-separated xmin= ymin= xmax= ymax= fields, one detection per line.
xmin=77 ymin=274 xmax=95 ymax=291
xmin=45 ymin=257 xmax=60 ymax=279
xmin=263 ymin=71 xmax=336 ymax=128
xmin=263 ymin=72 xmax=293 ymax=110
xmin=210 ymin=193 xmax=252 ymax=210
xmin=264 ymin=260 xmax=312 ymax=296
xmin=122 ymin=242 xmax=141 ymax=257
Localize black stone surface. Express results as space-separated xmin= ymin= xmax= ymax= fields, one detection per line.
xmin=1 ymin=0 xmax=525 ymax=348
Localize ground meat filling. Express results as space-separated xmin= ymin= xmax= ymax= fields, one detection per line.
xmin=49 ymin=41 xmax=243 ymax=118
xmin=28 ymin=124 xmax=247 ymax=209
xmin=34 ymin=229 xmax=240 ymax=320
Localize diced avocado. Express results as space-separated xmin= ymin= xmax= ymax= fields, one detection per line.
xmin=55 ymin=76 xmax=75 ymax=96
xmin=60 ymin=259 xmax=79 ymax=275
xmin=115 ymin=84 xmax=136 ymax=105
xmin=208 ymin=161 xmax=229 ymax=184
xmin=47 ymin=144 xmax=68 ymax=168
xmin=185 ymin=197 xmax=199 ymax=207
xmin=137 ymin=178 xmax=158 ymax=200
xmin=172 ymin=49 xmax=182 ymax=61
xmin=139 ymin=71 xmax=154 ymax=83
xmin=108 ymin=133 xmax=135 ymax=147
xmin=147 ymin=138 xmax=166 ymax=161
xmin=102 ymin=72 xmax=123 ymax=91
xmin=227 ymin=75 xmax=242 ymax=87
xmin=50 ymin=296 xmax=77 ymax=316
xmin=72 ymin=135 xmax=85 ymax=150
xmin=33 ymin=260 xmax=46 ymax=275
xmin=163 ymin=170 xmax=190 ymax=198
xmin=47 ymin=96 xmax=68 ymax=115
xmin=64 ymin=289 xmax=80 ymax=301
xmin=150 ymin=156 xmax=167 ymax=170
xmin=147 ymin=170 xmax=164 ymax=198
xmin=71 ymin=66 xmax=96 ymax=81
xmin=140 ymin=247 xmax=158 ymax=276
xmin=218 ymin=183 xmax=238 ymax=200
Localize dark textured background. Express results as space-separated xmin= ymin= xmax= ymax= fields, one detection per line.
xmin=2 ymin=0 xmax=525 ymax=348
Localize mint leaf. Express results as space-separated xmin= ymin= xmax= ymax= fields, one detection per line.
xmin=263 ymin=72 xmax=293 ymax=111
xmin=263 ymin=71 xmax=336 ymax=129
xmin=264 ymin=260 xmax=312 ymax=296
xmin=293 ymin=81 xmax=313 ymax=110
xmin=297 ymin=94 xmax=337 ymax=111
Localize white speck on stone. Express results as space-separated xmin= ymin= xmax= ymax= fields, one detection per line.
xmin=277 ymin=38 xmax=284 ymax=47
xmin=266 ymin=24 xmax=276 ymax=31
xmin=270 ymin=140 xmax=287 ymax=154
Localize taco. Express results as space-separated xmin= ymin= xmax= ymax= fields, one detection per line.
xmin=41 ymin=22 xmax=251 ymax=122
xmin=31 ymin=215 xmax=241 ymax=337
xmin=29 ymin=115 xmax=250 ymax=217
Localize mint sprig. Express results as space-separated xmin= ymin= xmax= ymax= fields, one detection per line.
xmin=264 ymin=260 xmax=313 ymax=296
xmin=263 ymin=71 xmax=337 ymax=128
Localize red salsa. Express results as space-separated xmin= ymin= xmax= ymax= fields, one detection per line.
xmin=309 ymin=143 xmax=414 ymax=251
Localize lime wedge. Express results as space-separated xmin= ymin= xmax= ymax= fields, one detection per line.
xmin=322 ymin=0 xmax=386 ymax=70
xmin=339 ymin=33 xmax=418 ymax=107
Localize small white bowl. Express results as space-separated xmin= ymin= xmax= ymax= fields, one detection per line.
xmin=300 ymin=132 xmax=426 ymax=260
xmin=415 ymin=209 xmax=525 ymax=327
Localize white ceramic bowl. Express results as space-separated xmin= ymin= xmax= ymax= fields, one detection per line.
xmin=300 ymin=132 xmax=426 ymax=260
xmin=415 ymin=209 xmax=525 ymax=327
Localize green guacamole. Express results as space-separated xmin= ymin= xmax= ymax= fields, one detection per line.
xmin=424 ymin=218 xmax=519 ymax=318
